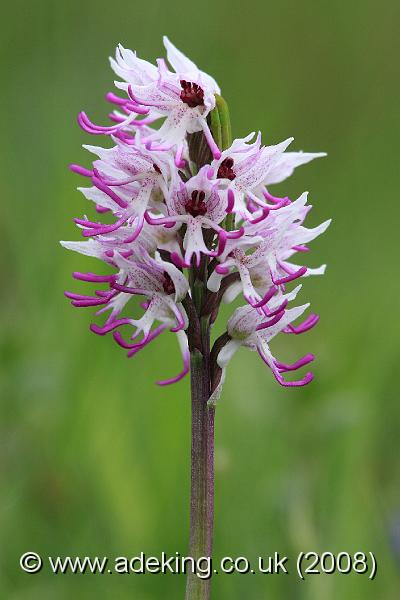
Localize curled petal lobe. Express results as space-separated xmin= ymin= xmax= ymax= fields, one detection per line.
xmin=157 ymin=331 xmax=190 ymax=385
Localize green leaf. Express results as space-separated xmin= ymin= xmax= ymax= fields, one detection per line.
xmin=209 ymin=105 xmax=222 ymax=150
xmin=215 ymin=94 xmax=232 ymax=150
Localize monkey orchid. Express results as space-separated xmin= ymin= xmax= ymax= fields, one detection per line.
xmin=217 ymin=304 xmax=315 ymax=387
xmin=61 ymin=37 xmax=330 ymax=600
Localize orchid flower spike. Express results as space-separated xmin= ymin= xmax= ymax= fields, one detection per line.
xmin=62 ymin=36 xmax=330 ymax=391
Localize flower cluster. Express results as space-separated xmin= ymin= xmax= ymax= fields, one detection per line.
xmin=62 ymin=37 xmax=330 ymax=394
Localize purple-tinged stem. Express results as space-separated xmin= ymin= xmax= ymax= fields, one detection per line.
xmin=184 ymin=95 xmax=232 ymax=599
xmin=185 ymin=342 xmax=214 ymax=600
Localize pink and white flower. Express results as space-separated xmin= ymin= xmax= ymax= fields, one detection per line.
xmin=62 ymin=240 xmax=190 ymax=385
xmin=217 ymin=304 xmax=315 ymax=387
xmin=210 ymin=132 xmax=326 ymax=217
xmin=209 ymin=133 xmax=292 ymax=215
xmin=145 ymin=165 xmax=243 ymax=266
xmin=70 ymin=138 xmax=175 ymax=242
xmin=208 ymin=192 xmax=331 ymax=309
xmin=79 ymin=37 xmax=222 ymax=165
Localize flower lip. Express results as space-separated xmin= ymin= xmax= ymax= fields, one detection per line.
xmin=162 ymin=272 xmax=176 ymax=295
xmin=217 ymin=158 xmax=236 ymax=181
xmin=184 ymin=190 xmax=208 ymax=217
xmin=180 ymin=80 xmax=205 ymax=108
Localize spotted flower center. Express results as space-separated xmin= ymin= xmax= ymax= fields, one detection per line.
xmin=162 ymin=272 xmax=175 ymax=295
xmin=180 ymin=80 xmax=205 ymax=108
xmin=184 ymin=190 xmax=207 ymax=217
xmin=217 ymin=157 xmax=236 ymax=180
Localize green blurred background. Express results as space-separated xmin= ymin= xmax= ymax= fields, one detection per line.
xmin=1 ymin=0 xmax=400 ymax=597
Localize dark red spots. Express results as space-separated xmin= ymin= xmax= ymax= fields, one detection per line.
xmin=162 ymin=272 xmax=176 ymax=295
xmin=180 ymin=80 xmax=205 ymax=108
xmin=217 ymin=157 xmax=235 ymax=180
xmin=153 ymin=163 xmax=161 ymax=174
xmin=184 ymin=190 xmax=207 ymax=217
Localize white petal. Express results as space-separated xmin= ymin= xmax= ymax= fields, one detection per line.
xmin=208 ymin=367 xmax=226 ymax=405
xmin=77 ymin=186 xmax=117 ymax=211
xmin=303 ymin=264 xmax=327 ymax=276
xmin=221 ymin=280 xmax=242 ymax=304
xmin=163 ymin=36 xmax=221 ymax=94
xmin=82 ymin=144 xmax=112 ymax=160
xmin=163 ymin=36 xmax=198 ymax=75
xmin=265 ymin=151 xmax=327 ymax=186
xmin=217 ymin=339 xmax=242 ymax=368
xmin=207 ymin=270 xmax=224 ymax=293
xmin=235 ymin=138 xmax=293 ymax=192
xmin=110 ymin=44 xmax=158 ymax=85
xmin=289 ymin=219 xmax=332 ymax=245
xmin=60 ymin=239 xmax=103 ymax=259
xmin=268 ymin=284 xmax=302 ymax=309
